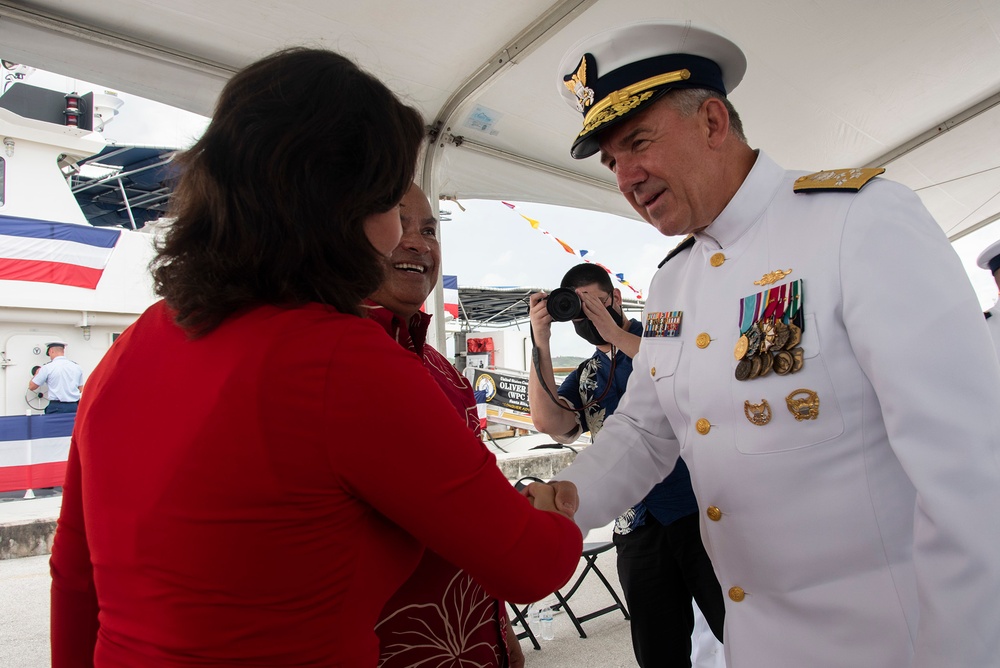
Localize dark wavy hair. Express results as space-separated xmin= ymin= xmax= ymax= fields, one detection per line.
xmin=152 ymin=48 xmax=425 ymax=335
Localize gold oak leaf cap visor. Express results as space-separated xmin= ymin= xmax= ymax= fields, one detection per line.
xmin=558 ymin=20 xmax=747 ymax=159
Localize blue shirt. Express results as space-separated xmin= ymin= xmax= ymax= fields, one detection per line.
xmin=558 ymin=318 xmax=697 ymax=531
xmin=32 ymin=356 xmax=84 ymax=402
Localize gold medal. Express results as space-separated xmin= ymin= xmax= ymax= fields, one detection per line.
xmin=786 ymin=389 xmax=819 ymax=421
xmin=744 ymin=399 xmax=772 ymax=425
xmin=735 ymin=358 xmax=752 ymax=381
xmin=790 ymin=347 xmax=804 ymax=372
xmin=772 ymin=320 xmax=790 ymax=350
xmin=758 ymin=350 xmax=773 ymax=377
xmin=734 ymin=334 xmax=749 ymax=360
xmin=773 ymin=350 xmax=794 ymax=375
xmin=785 ymin=323 xmax=802 ymax=349
xmin=746 ymin=325 xmax=762 ymax=357
xmin=758 ymin=319 xmax=776 ymax=353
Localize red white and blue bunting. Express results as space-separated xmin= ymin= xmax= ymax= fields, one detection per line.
xmin=500 ymin=202 xmax=643 ymax=298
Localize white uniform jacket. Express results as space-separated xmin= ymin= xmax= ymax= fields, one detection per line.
xmin=558 ymin=151 xmax=1000 ymax=668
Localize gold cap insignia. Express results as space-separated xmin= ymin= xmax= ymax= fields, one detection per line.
xmin=793 ymin=168 xmax=885 ymax=193
xmin=564 ymin=54 xmax=596 ymax=113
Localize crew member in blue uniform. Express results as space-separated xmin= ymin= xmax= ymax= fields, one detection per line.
xmin=29 ymin=342 xmax=84 ymax=414
xmin=527 ymin=19 xmax=1000 ymax=668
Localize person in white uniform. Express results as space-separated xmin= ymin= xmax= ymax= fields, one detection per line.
xmin=29 ymin=342 xmax=84 ymax=414
xmin=975 ymin=238 xmax=1000 ymax=358
xmin=527 ymin=19 xmax=1000 ymax=668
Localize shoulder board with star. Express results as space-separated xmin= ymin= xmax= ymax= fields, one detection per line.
xmin=793 ymin=167 xmax=885 ymax=193
xmin=658 ymin=235 xmax=695 ymax=268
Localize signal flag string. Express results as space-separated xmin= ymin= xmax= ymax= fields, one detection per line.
xmin=500 ymin=201 xmax=644 ymax=299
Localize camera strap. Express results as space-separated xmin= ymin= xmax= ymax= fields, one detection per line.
xmin=530 ymin=323 xmax=617 ymax=414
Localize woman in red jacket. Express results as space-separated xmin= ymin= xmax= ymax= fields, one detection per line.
xmin=49 ymin=47 xmax=582 ymax=667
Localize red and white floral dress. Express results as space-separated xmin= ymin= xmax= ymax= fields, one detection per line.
xmin=365 ymin=303 xmax=511 ymax=668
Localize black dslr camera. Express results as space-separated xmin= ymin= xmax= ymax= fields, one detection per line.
xmin=545 ymin=287 xmax=584 ymax=321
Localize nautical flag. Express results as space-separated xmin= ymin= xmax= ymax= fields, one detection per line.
xmin=553 ymin=236 xmax=575 ymax=254
xmin=499 ymin=201 xmax=644 ymax=298
xmin=442 ymin=274 xmax=460 ymax=319
xmin=0 ymin=414 xmax=73 ymax=492
xmin=0 ymin=214 xmax=121 ymax=289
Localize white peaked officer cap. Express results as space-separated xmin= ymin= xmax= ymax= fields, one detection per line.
xmin=557 ymin=20 xmax=747 ymax=159
xmin=976 ymin=238 xmax=1000 ymax=274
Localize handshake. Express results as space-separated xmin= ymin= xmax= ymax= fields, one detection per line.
xmin=516 ymin=477 xmax=579 ymax=522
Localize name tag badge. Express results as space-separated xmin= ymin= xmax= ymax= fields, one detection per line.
xmin=645 ymin=311 xmax=682 ymax=338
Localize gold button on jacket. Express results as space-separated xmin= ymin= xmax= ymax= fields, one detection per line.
xmin=707 ymin=506 xmax=722 ymax=521
xmin=555 ymin=151 xmax=1000 ymax=667
xmin=729 ymin=586 xmax=745 ymax=602
xmin=696 ymin=418 xmax=711 ymax=435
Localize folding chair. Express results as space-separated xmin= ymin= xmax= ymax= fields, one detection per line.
xmin=509 ymin=479 xmax=629 ymax=643
xmin=551 ymin=541 xmax=630 ymax=638
xmin=507 ymin=601 xmax=541 ymax=650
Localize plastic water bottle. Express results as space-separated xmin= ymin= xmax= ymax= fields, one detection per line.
xmin=528 ymin=604 xmax=541 ymax=636
xmin=539 ymin=604 xmax=554 ymax=640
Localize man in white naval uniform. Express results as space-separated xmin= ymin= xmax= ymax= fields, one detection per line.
xmin=976 ymin=238 xmax=1000 ymax=358
xmin=530 ymin=20 xmax=1000 ymax=668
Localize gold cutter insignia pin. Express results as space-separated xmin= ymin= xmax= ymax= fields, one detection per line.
xmin=744 ymin=399 xmax=772 ymax=426
xmin=785 ymin=389 xmax=819 ymax=421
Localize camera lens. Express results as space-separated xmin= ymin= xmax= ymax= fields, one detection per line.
xmin=546 ymin=288 xmax=583 ymax=321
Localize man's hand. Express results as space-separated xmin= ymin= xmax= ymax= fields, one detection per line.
xmin=548 ymin=480 xmax=579 ymax=518
xmin=522 ymin=481 xmax=578 ymax=521
xmin=579 ymin=290 xmax=620 ymax=344
xmin=528 ymin=292 xmax=553 ymax=344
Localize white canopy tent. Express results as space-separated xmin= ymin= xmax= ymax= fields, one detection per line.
xmin=3 ymin=0 xmax=999 ymax=346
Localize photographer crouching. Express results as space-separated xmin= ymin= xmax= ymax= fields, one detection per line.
xmin=527 ymin=262 xmax=725 ymax=668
